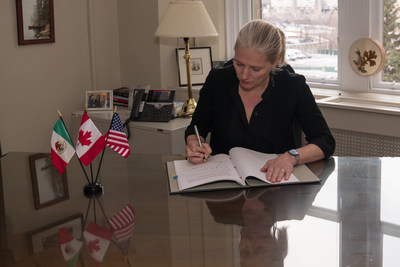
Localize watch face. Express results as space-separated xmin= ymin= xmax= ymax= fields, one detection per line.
xmin=289 ymin=149 xmax=299 ymax=156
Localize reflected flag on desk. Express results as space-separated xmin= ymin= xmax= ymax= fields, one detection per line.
xmin=59 ymin=227 xmax=83 ymax=267
xmin=51 ymin=118 xmax=75 ymax=175
xmin=105 ymin=112 xmax=131 ymax=158
xmin=76 ymin=111 xmax=106 ymax=166
xmin=108 ymin=204 xmax=135 ymax=255
xmin=83 ymin=222 xmax=114 ymax=266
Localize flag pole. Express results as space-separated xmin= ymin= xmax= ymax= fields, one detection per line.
xmin=58 ymin=110 xmax=91 ymax=184
xmin=83 ymin=197 xmax=93 ymax=232
xmin=94 ymin=106 xmax=117 ymax=184
xmin=124 ymin=256 xmax=133 ymax=267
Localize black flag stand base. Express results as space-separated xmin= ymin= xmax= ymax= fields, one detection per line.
xmin=83 ymin=182 xmax=104 ymax=198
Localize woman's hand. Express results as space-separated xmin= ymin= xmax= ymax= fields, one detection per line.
xmin=185 ymin=135 xmax=212 ymax=164
xmin=260 ymin=152 xmax=296 ymax=183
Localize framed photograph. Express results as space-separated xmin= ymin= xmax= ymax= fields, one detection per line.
xmin=176 ymin=46 xmax=213 ymax=86
xmin=29 ymin=153 xmax=69 ymax=210
xmin=16 ymin=0 xmax=55 ymax=45
xmin=86 ymin=90 xmax=113 ymax=111
xmin=27 ymin=213 xmax=83 ymax=254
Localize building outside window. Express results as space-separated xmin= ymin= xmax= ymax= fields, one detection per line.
xmin=254 ymin=0 xmax=338 ymax=83
xmin=247 ymin=0 xmax=400 ymax=93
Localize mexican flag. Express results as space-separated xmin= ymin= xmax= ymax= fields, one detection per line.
xmin=59 ymin=227 xmax=83 ymax=267
xmin=51 ymin=118 xmax=75 ymax=175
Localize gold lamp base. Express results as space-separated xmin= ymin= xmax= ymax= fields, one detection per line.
xmin=178 ymin=98 xmax=197 ymax=117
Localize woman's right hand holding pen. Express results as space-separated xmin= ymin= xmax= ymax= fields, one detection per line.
xmin=186 ymin=135 xmax=212 ymax=164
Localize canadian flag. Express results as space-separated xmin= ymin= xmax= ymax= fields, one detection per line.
xmin=83 ymin=222 xmax=114 ymax=266
xmin=75 ymin=111 xmax=106 ymax=166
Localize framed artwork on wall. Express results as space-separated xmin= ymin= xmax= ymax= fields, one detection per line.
xmin=86 ymin=90 xmax=113 ymax=111
xmin=29 ymin=153 xmax=69 ymax=210
xmin=176 ymin=46 xmax=213 ymax=87
xmin=348 ymin=38 xmax=386 ymax=77
xmin=16 ymin=0 xmax=55 ymax=45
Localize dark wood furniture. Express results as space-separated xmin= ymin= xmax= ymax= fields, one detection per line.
xmin=0 ymin=152 xmax=399 ymax=266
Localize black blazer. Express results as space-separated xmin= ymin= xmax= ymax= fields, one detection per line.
xmin=186 ymin=65 xmax=335 ymax=157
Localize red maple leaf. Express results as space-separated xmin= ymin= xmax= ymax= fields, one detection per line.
xmin=78 ymin=130 xmax=92 ymax=146
xmin=88 ymin=239 xmax=100 ymax=253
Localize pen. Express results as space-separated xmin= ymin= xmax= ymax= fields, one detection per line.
xmin=194 ymin=125 xmax=207 ymax=162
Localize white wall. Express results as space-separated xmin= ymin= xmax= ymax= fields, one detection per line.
xmin=117 ymin=0 xmax=162 ymax=88
xmin=0 ymin=0 xmax=223 ymax=153
xmin=0 ymin=0 xmax=121 ymax=153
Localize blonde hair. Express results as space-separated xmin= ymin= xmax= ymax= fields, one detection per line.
xmin=234 ymin=19 xmax=282 ymax=64
xmin=277 ymin=28 xmax=288 ymax=67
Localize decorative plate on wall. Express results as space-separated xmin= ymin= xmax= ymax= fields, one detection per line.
xmin=348 ymin=38 xmax=386 ymax=77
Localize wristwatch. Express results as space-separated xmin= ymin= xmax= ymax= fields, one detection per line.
xmin=288 ymin=149 xmax=300 ymax=166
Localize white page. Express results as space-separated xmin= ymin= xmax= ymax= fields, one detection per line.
xmin=229 ymin=147 xmax=299 ymax=184
xmin=173 ymin=154 xmax=245 ymax=190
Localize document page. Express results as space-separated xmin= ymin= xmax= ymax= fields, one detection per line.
xmin=229 ymin=147 xmax=299 ymax=184
xmin=173 ymin=154 xmax=245 ymax=190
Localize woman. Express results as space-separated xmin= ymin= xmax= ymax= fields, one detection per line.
xmin=185 ymin=20 xmax=335 ymax=183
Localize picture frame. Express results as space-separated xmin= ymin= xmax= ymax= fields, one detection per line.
xmin=176 ymin=46 xmax=213 ymax=86
xmin=16 ymin=0 xmax=55 ymax=45
xmin=27 ymin=213 xmax=83 ymax=254
xmin=86 ymin=90 xmax=113 ymax=111
xmin=29 ymin=153 xmax=69 ymax=210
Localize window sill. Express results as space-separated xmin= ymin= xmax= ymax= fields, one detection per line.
xmin=312 ymin=87 xmax=400 ymax=116
xmin=175 ymin=85 xmax=400 ymax=116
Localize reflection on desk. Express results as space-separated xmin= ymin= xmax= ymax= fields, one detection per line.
xmin=1 ymin=153 xmax=400 ymax=266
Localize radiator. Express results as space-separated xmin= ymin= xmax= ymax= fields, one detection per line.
xmin=331 ymin=129 xmax=400 ymax=157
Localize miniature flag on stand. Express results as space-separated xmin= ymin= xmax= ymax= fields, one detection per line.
xmin=108 ymin=204 xmax=135 ymax=255
xmin=83 ymin=222 xmax=114 ymax=266
xmin=51 ymin=118 xmax=75 ymax=174
xmin=58 ymin=228 xmax=83 ymax=267
xmin=76 ymin=111 xmax=106 ymax=166
xmin=105 ymin=113 xmax=131 ymax=158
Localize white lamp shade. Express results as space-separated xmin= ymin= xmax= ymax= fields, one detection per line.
xmin=155 ymin=1 xmax=218 ymax=38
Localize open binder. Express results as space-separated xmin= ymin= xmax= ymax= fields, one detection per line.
xmin=166 ymin=147 xmax=321 ymax=194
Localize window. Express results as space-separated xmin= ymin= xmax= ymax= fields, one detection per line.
xmin=226 ymin=0 xmax=400 ymax=93
xmin=372 ymin=0 xmax=400 ymax=90
xmin=256 ymin=0 xmax=338 ymax=83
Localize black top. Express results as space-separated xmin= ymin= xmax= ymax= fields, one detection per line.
xmin=185 ymin=65 xmax=335 ymax=157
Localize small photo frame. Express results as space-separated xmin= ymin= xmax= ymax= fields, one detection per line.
xmin=86 ymin=90 xmax=113 ymax=111
xmin=16 ymin=0 xmax=55 ymax=45
xmin=176 ymin=46 xmax=213 ymax=86
xmin=27 ymin=213 xmax=83 ymax=254
xmin=29 ymin=153 xmax=69 ymax=210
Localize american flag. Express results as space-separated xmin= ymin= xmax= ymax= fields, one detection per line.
xmin=106 ymin=113 xmax=131 ymax=158
xmin=108 ymin=204 xmax=135 ymax=255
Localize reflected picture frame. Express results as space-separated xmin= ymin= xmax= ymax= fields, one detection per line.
xmin=29 ymin=153 xmax=69 ymax=210
xmin=86 ymin=90 xmax=113 ymax=111
xmin=27 ymin=213 xmax=83 ymax=254
xmin=176 ymin=46 xmax=213 ymax=87
xmin=16 ymin=0 xmax=55 ymax=45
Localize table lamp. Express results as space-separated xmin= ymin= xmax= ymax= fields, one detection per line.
xmin=155 ymin=1 xmax=218 ymax=117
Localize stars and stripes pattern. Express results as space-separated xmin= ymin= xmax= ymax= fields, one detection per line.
xmin=105 ymin=113 xmax=131 ymax=158
xmin=108 ymin=204 xmax=135 ymax=255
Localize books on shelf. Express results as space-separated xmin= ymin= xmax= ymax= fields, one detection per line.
xmin=113 ymin=87 xmax=130 ymax=107
xmin=166 ymin=147 xmax=320 ymax=194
